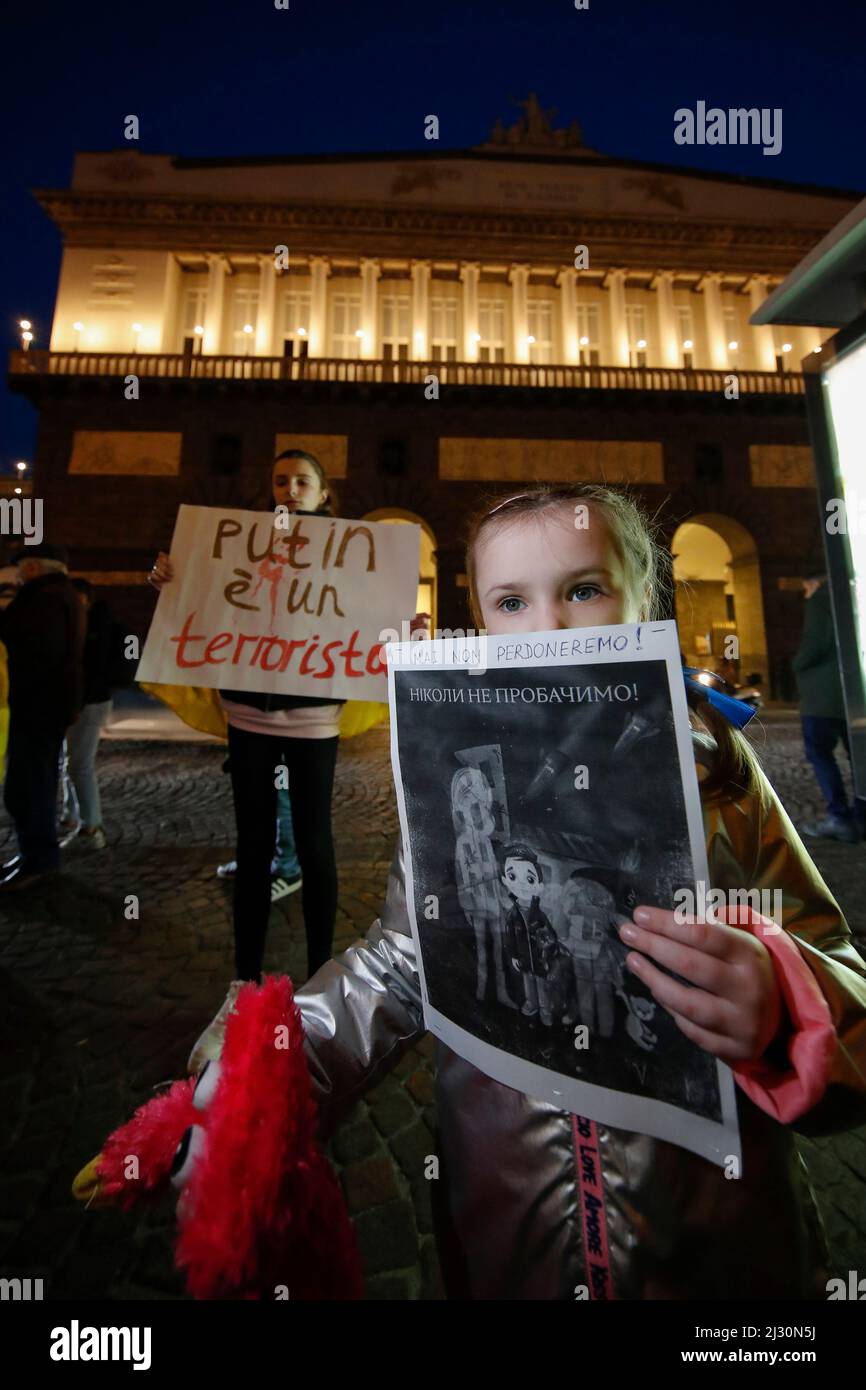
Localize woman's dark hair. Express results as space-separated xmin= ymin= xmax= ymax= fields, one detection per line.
xmin=271 ymin=449 xmax=337 ymax=516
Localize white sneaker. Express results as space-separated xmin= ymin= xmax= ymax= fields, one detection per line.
xmin=187 ymin=980 xmax=245 ymax=1075
xmin=271 ymin=872 xmax=302 ymax=903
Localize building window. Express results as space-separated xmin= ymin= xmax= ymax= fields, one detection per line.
xmin=230 ymin=288 xmax=259 ymax=355
xmin=281 ymin=291 xmax=311 ymax=354
xmin=381 ymin=294 xmax=410 ymax=361
xmin=430 ymin=296 xmax=458 ymax=362
xmin=527 ymin=299 xmax=554 ymax=364
xmin=625 ymin=305 xmax=648 ymax=367
xmin=478 ymin=299 xmax=506 ymax=363
xmin=179 ymin=284 xmax=207 ymax=351
xmin=676 ymin=305 xmax=695 ymax=369
xmin=331 ymin=294 xmax=362 ymax=358
xmin=576 ymin=303 xmax=599 ymax=366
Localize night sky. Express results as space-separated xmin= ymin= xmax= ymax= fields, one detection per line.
xmin=2 ymin=0 xmax=863 ymax=468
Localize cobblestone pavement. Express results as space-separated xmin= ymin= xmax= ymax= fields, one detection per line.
xmin=0 ymin=716 xmax=864 ymax=1300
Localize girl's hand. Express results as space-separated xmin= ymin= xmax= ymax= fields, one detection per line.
xmin=149 ymin=551 xmax=174 ymax=590
xmin=618 ymin=905 xmax=783 ymax=1063
xmin=409 ymin=612 xmax=431 ymax=637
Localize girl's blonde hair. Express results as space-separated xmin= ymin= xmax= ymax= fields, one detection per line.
xmin=465 ymin=484 xmax=767 ymax=809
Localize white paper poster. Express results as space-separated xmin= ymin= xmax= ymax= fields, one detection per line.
xmin=136 ymin=505 xmax=421 ymax=702
xmin=387 ymin=621 xmax=741 ymax=1169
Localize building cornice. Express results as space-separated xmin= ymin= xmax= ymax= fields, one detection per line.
xmin=32 ymin=190 xmax=840 ymax=276
xmin=70 ymin=146 xmax=864 ymax=202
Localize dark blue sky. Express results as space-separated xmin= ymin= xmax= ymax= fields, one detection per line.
xmin=3 ymin=0 xmax=864 ymax=469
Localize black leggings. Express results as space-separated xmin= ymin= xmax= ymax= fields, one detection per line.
xmin=227 ymin=724 xmax=339 ymax=982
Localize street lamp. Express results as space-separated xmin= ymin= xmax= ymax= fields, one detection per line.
xmin=636 ymin=338 xmax=647 ymax=350
xmin=73 ymin=321 xmax=84 ymax=351
xmin=243 ymin=323 xmax=254 ymax=356
xmin=19 ymin=319 xmax=32 ymax=351
xmin=728 ymin=340 xmax=738 ymax=351
xmin=131 ymin=322 xmax=142 ymax=352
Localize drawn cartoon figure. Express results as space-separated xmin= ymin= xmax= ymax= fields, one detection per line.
xmin=501 ymin=844 xmax=557 ymax=1026
xmin=451 ymin=768 xmax=515 ymax=1009
xmin=624 ymin=994 xmax=658 ymax=1051
xmin=559 ymin=875 xmax=625 ymax=1040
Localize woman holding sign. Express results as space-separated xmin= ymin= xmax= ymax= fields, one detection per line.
xmin=150 ymin=449 xmax=422 ymax=1071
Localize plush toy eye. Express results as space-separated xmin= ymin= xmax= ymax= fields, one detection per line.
xmin=193 ymin=1059 xmax=222 ymax=1112
xmin=170 ymin=1124 xmax=208 ymax=1191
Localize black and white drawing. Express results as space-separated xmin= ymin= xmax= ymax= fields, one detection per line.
xmin=388 ymin=622 xmax=741 ymax=1168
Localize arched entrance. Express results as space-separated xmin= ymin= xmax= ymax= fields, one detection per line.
xmin=363 ymin=508 xmax=438 ymax=629
xmin=671 ymin=514 xmax=769 ymax=687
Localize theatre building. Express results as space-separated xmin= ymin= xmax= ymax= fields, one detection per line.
xmin=9 ymin=97 xmax=861 ymax=695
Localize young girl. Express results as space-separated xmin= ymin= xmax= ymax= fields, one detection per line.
xmin=151 ymin=451 xmax=348 ymax=1067
xmin=225 ymin=484 xmax=866 ymax=1297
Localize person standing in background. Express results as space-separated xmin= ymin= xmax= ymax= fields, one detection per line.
xmin=795 ymin=573 xmax=866 ymax=844
xmin=215 ymin=783 xmax=302 ymax=904
xmin=0 ymin=544 xmax=84 ymax=890
xmin=66 ymin=579 xmax=113 ymax=850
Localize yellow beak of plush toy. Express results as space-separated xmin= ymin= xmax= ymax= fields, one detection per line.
xmin=71 ymin=1155 xmax=115 ymax=1208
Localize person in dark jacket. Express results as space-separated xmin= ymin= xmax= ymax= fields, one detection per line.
xmin=794 ymin=574 xmax=865 ymax=843
xmin=501 ymin=844 xmax=556 ymax=1026
xmin=0 ymin=543 xmax=85 ymax=889
xmin=66 ymin=579 xmax=113 ymax=849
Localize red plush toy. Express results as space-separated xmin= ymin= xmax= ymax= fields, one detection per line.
xmin=73 ymin=975 xmax=363 ymax=1301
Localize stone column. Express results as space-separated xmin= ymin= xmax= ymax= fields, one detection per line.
xmin=653 ymin=271 xmax=679 ymax=368
xmin=202 ymin=255 xmax=226 ymax=355
xmin=460 ymin=262 xmax=480 ymax=360
xmin=158 ymin=253 xmax=181 ymax=353
xmin=359 ymin=258 xmax=381 ymax=359
xmin=746 ymin=276 xmax=779 ymax=372
xmin=411 ymin=261 xmax=431 ymax=360
xmin=700 ymin=273 xmax=728 ymax=370
xmin=308 ymin=256 xmax=330 ymax=357
xmin=255 ymin=256 xmax=277 ymax=356
xmin=605 ymin=269 xmax=629 ymax=366
xmin=557 ymin=267 xmax=579 ymax=363
xmin=509 ymin=263 xmax=530 ymax=363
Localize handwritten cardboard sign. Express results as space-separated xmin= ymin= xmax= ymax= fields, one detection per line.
xmin=136 ymin=505 xmax=421 ymax=702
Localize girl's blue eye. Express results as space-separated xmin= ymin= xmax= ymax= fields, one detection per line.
xmin=498 ymin=596 xmax=525 ymax=614
xmin=568 ymin=584 xmax=601 ymax=603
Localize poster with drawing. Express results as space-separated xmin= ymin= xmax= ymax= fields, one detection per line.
xmin=387 ymin=621 xmax=741 ymax=1169
xmin=136 ymin=504 xmax=421 ymax=703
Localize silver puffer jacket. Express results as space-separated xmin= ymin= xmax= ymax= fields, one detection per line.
xmin=297 ymin=732 xmax=866 ymax=1300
